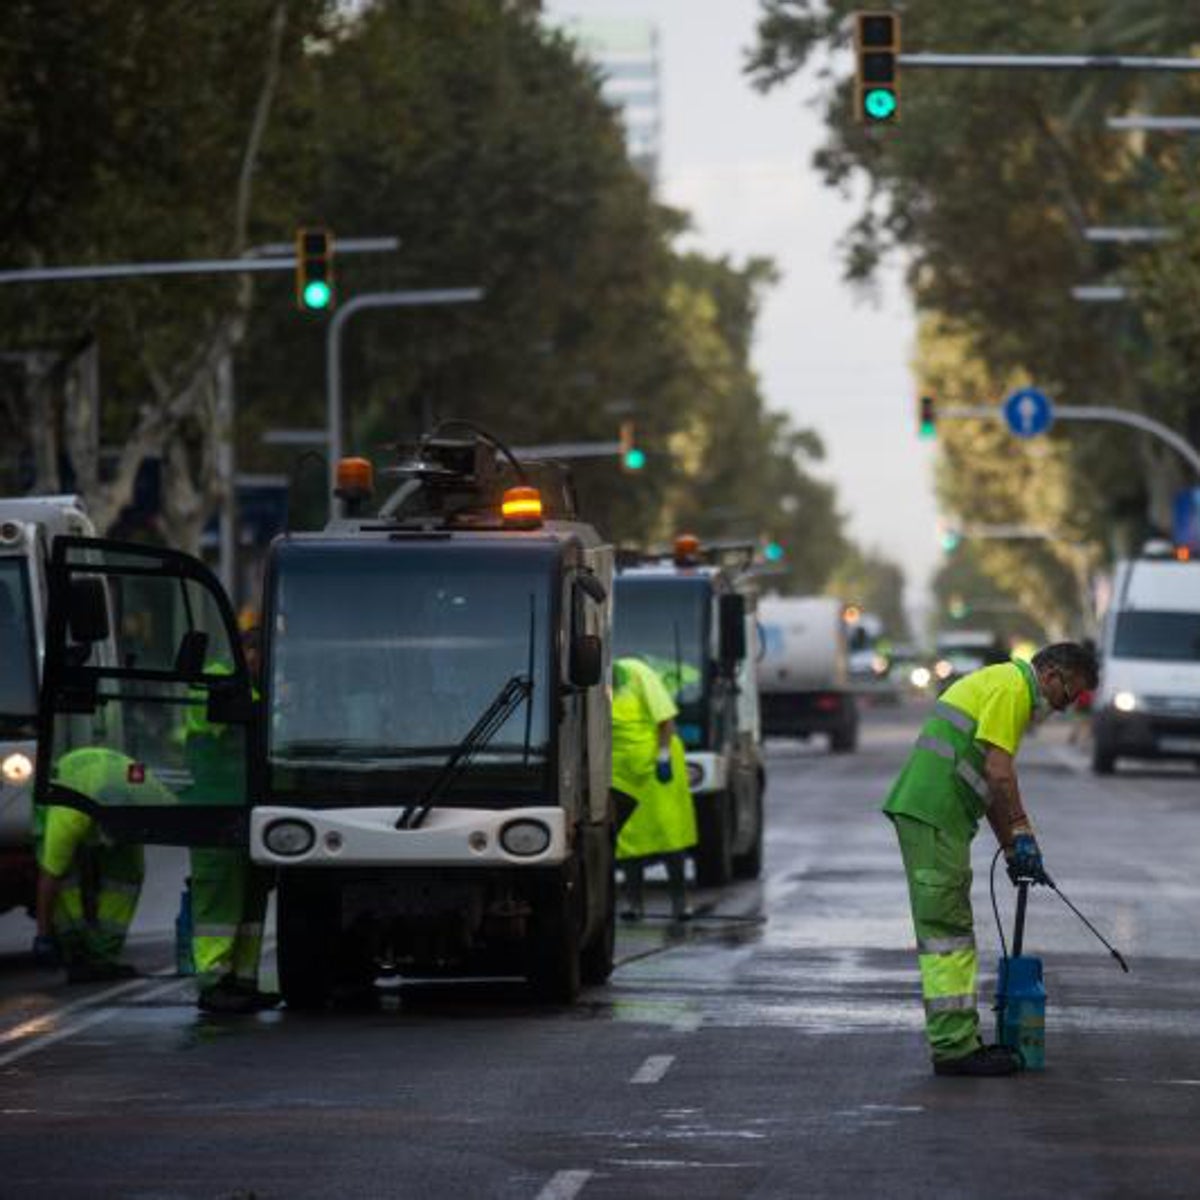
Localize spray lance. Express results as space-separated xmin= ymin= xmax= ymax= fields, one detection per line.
xmin=989 ymin=848 xmax=1130 ymax=1070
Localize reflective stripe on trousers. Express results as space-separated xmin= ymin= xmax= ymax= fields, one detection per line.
xmin=891 ymin=814 xmax=981 ymax=1061
xmin=52 ymin=844 xmax=144 ymax=965
xmin=190 ymin=848 xmax=270 ymax=989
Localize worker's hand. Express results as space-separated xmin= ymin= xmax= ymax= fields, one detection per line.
xmin=31 ymin=933 xmax=61 ymax=968
xmin=655 ymin=753 xmax=673 ymax=784
xmin=1006 ymin=833 xmax=1050 ymax=886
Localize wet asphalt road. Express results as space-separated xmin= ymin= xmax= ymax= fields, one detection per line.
xmin=2 ymin=701 xmax=1200 ymax=1199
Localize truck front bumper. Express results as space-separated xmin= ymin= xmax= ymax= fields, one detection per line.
xmin=250 ymin=805 xmax=568 ymax=869
xmin=1094 ymin=707 xmax=1200 ymax=760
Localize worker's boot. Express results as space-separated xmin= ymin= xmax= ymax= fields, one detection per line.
xmin=933 ymin=1044 xmax=1022 ymax=1077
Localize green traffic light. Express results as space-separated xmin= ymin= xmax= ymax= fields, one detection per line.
xmin=863 ymin=88 xmax=897 ymax=122
xmin=919 ymin=420 xmax=936 ymax=441
xmin=623 ymin=448 xmax=647 ymax=471
xmin=303 ymin=279 xmax=332 ymax=310
xmin=764 ymin=541 xmax=784 ymax=562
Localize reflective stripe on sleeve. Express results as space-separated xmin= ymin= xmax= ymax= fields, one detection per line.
xmin=915 ymin=734 xmax=955 ymax=761
xmin=933 ymin=701 xmax=976 ymax=735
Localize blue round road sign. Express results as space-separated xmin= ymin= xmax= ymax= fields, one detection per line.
xmin=1003 ymin=388 xmax=1054 ymax=438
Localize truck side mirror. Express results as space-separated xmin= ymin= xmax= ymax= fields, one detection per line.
xmin=68 ymin=577 xmax=110 ymax=643
xmin=570 ymin=634 xmax=603 ymax=687
xmin=718 ymin=594 xmax=746 ymax=666
xmin=576 ymin=571 xmax=607 ymax=604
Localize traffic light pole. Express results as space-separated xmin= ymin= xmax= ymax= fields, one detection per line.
xmin=941 ymin=404 xmax=1200 ymax=477
xmin=325 ymin=288 xmax=485 ymax=516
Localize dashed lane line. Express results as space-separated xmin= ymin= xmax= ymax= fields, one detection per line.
xmin=630 ymin=1053 xmax=675 ymax=1084
xmin=0 ymin=973 xmax=187 ymax=1068
xmin=534 ymin=1169 xmax=593 ymax=1200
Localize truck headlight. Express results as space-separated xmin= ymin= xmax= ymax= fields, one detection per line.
xmin=500 ymin=819 xmax=551 ymax=857
xmin=686 ymin=761 xmax=704 ymax=789
xmin=1113 ymin=691 xmax=1138 ymax=713
xmin=2 ymin=752 xmax=33 ymax=785
xmin=263 ymin=818 xmax=316 ymax=856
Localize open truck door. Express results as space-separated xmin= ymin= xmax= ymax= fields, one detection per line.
xmin=34 ymin=538 xmax=254 ymax=848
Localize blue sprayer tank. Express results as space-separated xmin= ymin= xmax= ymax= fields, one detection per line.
xmin=995 ymin=954 xmax=1045 ymax=1069
xmin=175 ymin=878 xmax=195 ymax=976
xmin=995 ymin=879 xmax=1045 ymax=1070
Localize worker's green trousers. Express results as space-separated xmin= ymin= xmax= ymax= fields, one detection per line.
xmin=189 ymin=848 xmax=270 ymax=991
xmin=892 ymin=814 xmax=981 ymax=1062
xmin=54 ymin=844 xmax=144 ymax=965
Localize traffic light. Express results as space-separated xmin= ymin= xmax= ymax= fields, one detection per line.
xmin=764 ymin=540 xmax=785 ymax=563
xmin=295 ymin=227 xmax=335 ymax=311
xmin=948 ymin=594 xmax=969 ymax=619
xmin=918 ymin=395 xmax=937 ymax=440
xmin=940 ymin=529 xmax=961 ymax=553
xmin=854 ymin=11 xmax=900 ymax=124
xmin=619 ymin=420 xmax=646 ymax=472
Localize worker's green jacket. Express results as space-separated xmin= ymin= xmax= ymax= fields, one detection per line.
xmin=883 ymin=658 xmax=1040 ymax=839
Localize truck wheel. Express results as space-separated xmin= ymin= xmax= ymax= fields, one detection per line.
xmin=732 ymin=783 xmax=764 ymax=881
xmin=694 ymin=792 xmax=734 ymax=888
xmin=579 ymin=859 xmax=615 ymax=986
xmin=830 ymin=719 xmax=857 ymax=754
xmin=527 ymin=868 xmax=582 ymax=1004
xmin=1092 ymin=737 xmax=1116 ymax=775
xmin=277 ymin=875 xmax=339 ymax=1012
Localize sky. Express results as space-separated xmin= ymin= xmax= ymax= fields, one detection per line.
xmin=542 ymin=0 xmax=939 ymax=626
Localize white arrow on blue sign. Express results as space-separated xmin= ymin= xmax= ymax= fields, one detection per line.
xmin=1003 ymin=388 xmax=1054 ymax=438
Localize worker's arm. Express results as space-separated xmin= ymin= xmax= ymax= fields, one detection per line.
xmin=982 ymin=743 xmax=1033 ymax=848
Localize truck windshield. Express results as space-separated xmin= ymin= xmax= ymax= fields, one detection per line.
xmin=0 ymin=558 xmax=38 ymax=730
xmin=1113 ymin=611 xmax=1200 ymax=662
xmin=613 ymin=577 xmax=708 ymax=742
xmin=266 ymin=542 xmax=554 ymax=806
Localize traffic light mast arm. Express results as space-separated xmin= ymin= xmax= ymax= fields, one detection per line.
xmin=936 ymin=403 xmax=1200 ymax=478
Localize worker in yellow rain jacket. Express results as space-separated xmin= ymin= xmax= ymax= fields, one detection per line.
xmin=882 ymin=642 xmax=1097 ymax=1077
xmin=611 ymin=656 xmax=698 ymax=923
xmin=34 ymin=748 xmax=175 ymax=983
xmin=185 ymin=625 xmax=275 ymax=1015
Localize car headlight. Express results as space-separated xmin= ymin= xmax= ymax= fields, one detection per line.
xmin=686 ymin=761 xmax=704 ymax=789
xmin=1113 ymin=691 xmax=1138 ymax=713
xmin=910 ymin=667 xmax=931 ymax=689
xmin=1 ymin=752 xmax=34 ymax=785
xmin=263 ymin=818 xmax=316 ymax=856
xmin=500 ymin=819 xmax=551 ymax=857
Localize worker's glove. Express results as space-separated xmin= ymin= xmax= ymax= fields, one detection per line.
xmin=1006 ymin=833 xmax=1050 ymax=886
xmin=655 ymin=753 xmax=673 ymax=784
xmin=31 ymin=934 xmax=62 ymax=968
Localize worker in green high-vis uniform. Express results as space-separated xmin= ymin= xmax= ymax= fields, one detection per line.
xmin=185 ymin=625 xmax=276 ymax=1015
xmin=883 ymin=642 xmax=1097 ymax=1077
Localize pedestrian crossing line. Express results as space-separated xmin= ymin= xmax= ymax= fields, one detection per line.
xmin=0 ymin=974 xmax=185 ymax=1068
xmin=630 ymin=1053 xmax=675 ymax=1084
xmin=534 ymin=1169 xmax=593 ymax=1200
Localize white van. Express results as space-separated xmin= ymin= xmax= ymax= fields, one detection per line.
xmin=1092 ymin=543 xmax=1200 ymax=774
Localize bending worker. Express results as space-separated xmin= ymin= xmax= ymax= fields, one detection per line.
xmin=611 ymin=656 xmax=697 ymax=923
xmin=883 ymin=641 xmax=1097 ymax=1077
xmin=34 ymin=748 xmax=174 ymax=983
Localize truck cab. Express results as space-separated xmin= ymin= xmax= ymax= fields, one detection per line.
xmin=613 ymin=537 xmax=765 ymax=886
xmin=0 ymin=495 xmax=95 ymax=916
xmin=1092 ymin=543 xmax=1200 ymax=774
xmin=34 ymin=432 xmax=615 ymax=1006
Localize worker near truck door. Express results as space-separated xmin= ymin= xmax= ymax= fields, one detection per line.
xmin=185 ymin=624 xmax=276 ymax=1015
xmin=611 ymin=657 xmax=697 ymax=923
xmin=33 ymin=748 xmax=174 ymax=982
xmin=883 ymin=642 xmax=1097 ymax=1077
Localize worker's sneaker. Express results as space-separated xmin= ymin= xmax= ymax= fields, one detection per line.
xmin=65 ymin=960 xmax=138 ymax=984
xmin=933 ymin=1045 xmax=1022 ymax=1077
xmin=198 ymin=982 xmax=259 ymax=1014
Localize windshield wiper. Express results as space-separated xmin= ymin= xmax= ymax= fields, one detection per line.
xmin=396 ymin=672 xmax=533 ymax=829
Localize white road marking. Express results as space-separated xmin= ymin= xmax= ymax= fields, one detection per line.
xmin=0 ymin=975 xmax=160 ymax=1046
xmin=0 ymin=976 xmax=187 ymax=1068
xmin=535 ymin=1169 xmax=593 ymax=1200
xmin=631 ymin=1054 xmax=675 ymax=1084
